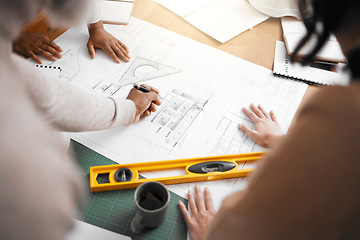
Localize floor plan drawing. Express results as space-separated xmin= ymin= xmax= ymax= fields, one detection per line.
xmin=209 ymin=113 xmax=257 ymax=155
xmin=150 ymin=89 xmax=207 ymax=149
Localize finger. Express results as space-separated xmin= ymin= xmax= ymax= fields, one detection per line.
xmin=179 ymin=201 xmax=193 ymax=225
xmin=118 ymin=41 xmax=129 ymax=53
xmin=40 ymin=43 xmax=62 ymax=59
xmin=28 ymin=51 xmax=42 ymax=64
xmin=144 ymin=110 xmax=151 ymax=116
xmin=133 ymin=115 xmax=140 ymax=123
xmin=34 ymin=47 xmax=56 ymax=61
xmin=258 ymin=105 xmax=270 ymax=119
xmin=188 ymin=191 xmax=198 ymax=215
xmin=142 ymin=84 xmax=160 ymax=94
xmin=115 ymin=42 xmax=130 ymax=59
xmin=41 ymin=36 xmax=63 ymax=53
xmin=250 ymin=103 xmax=265 ymax=118
xmin=242 ymin=107 xmax=259 ymax=123
xmin=40 ymin=34 xmax=51 ymax=43
xmin=204 ymin=187 xmax=215 ymax=212
xmin=148 ymin=92 xmax=161 ymax=106
xmin=194 ymin=185 xmax=206 ymax=212
xmin=87 ymin=42 xmax=95 ymax=59
xmin=49 ymin=41 xmax=62 ymax=53
xmin=102 ymin=45 xmax=120 ymax=63
xmin=270 ymin=110 xmax=279 ymax=123
xmin=149 ymin=103 xmax=157 ymax=112
xmin=112 ymin=43 xmax=129 ymax=62
xmin=238 ymin=123 xmax=256 ymax=139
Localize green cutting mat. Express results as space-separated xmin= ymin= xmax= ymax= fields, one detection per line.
xmin=70 ymin=140 xmax=188 ymax=240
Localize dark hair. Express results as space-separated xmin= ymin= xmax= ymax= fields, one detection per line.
xmin=292 ymin=0 xmax=360 ymax=78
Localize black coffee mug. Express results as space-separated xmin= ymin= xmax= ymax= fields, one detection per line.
xmin=130 ymin=181 xmax=170 ymax=233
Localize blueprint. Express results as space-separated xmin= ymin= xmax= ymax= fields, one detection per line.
xmin=32 ymin=18 xmax=307 ymax=210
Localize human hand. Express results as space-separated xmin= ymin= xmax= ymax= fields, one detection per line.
xmin=87 ymin=21 xmax=130 ymax=63
xmin=238 ymin=104 xmax=283 ymax=148
xmin=126 ymin=84 xmax=161 ymax=123
xmin=13 ymin=32 xmax=62 ymax=64
xmin=179 ymin=186 xmax=217 ymax=240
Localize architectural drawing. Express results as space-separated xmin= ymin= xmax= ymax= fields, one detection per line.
xmin=42 ymin=18 xmax=307 ymax=208
xmin=149 ymin=89 xmax=207 ymax=149
xmin=48 ymin=48 xmax=81 ymax=82
xmin=210 ymin=113 xmax=257 ymax=155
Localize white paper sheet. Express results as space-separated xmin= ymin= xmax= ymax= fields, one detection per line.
xmin=100 ymin=0 xmax=134 ymax=25
xmin=155 ymin=0 xmax=269 ymax=43
xmin=31 ymin=17 xmax=307 ymax=211
xmin=66 ymin=220 xmax=130 ymax=240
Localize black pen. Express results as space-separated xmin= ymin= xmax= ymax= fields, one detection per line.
xmin=133 ymin=83 xmax=163 ymax=99
xmin=133 ymin=83 xmax=151 ymax=93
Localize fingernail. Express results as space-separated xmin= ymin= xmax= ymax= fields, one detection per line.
xmin=195 ymin=185 xmax=200 ymax=190
xmin=179 ymin=200 xmax=183 ymax=205
xmin=238 ymin=124 xmax=242 ymax=128
xmin=205 ymin=187 xmax=209 ymax=192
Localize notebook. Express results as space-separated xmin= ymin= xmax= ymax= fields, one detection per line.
xmin=281 ymin=17 xmax=346 ymax=63
xmin=273 ymin=41 xmax=349 ymax=86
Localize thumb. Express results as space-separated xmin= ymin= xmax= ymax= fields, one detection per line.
xmin=133 ymin=114 xmax=140 ymax=124
xmin=87 ymin=42 xmax=95 ymax=59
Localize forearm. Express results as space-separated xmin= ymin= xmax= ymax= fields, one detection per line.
xmin=14 ymin=54 xmax=135 ymax=132
xmin=88 ymin=0 xmax=101 ymax=24
xmin=88 ymin=19 xmax=104 ymax=33
xmin=38 ymin=83 xmax=136 ymax=131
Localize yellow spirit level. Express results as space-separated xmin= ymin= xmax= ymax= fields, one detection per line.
xmin=90 ymin=152 xmax=264 ymax=192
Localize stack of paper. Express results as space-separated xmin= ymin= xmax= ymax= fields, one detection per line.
xmin=154 ymin=0 xmax=269 ymax=43
xmin=100 ymin=0 xmax=135 ymax=25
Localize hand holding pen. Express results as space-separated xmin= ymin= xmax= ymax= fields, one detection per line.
xmin=126 ymin=84 xmax=162 ymax=123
